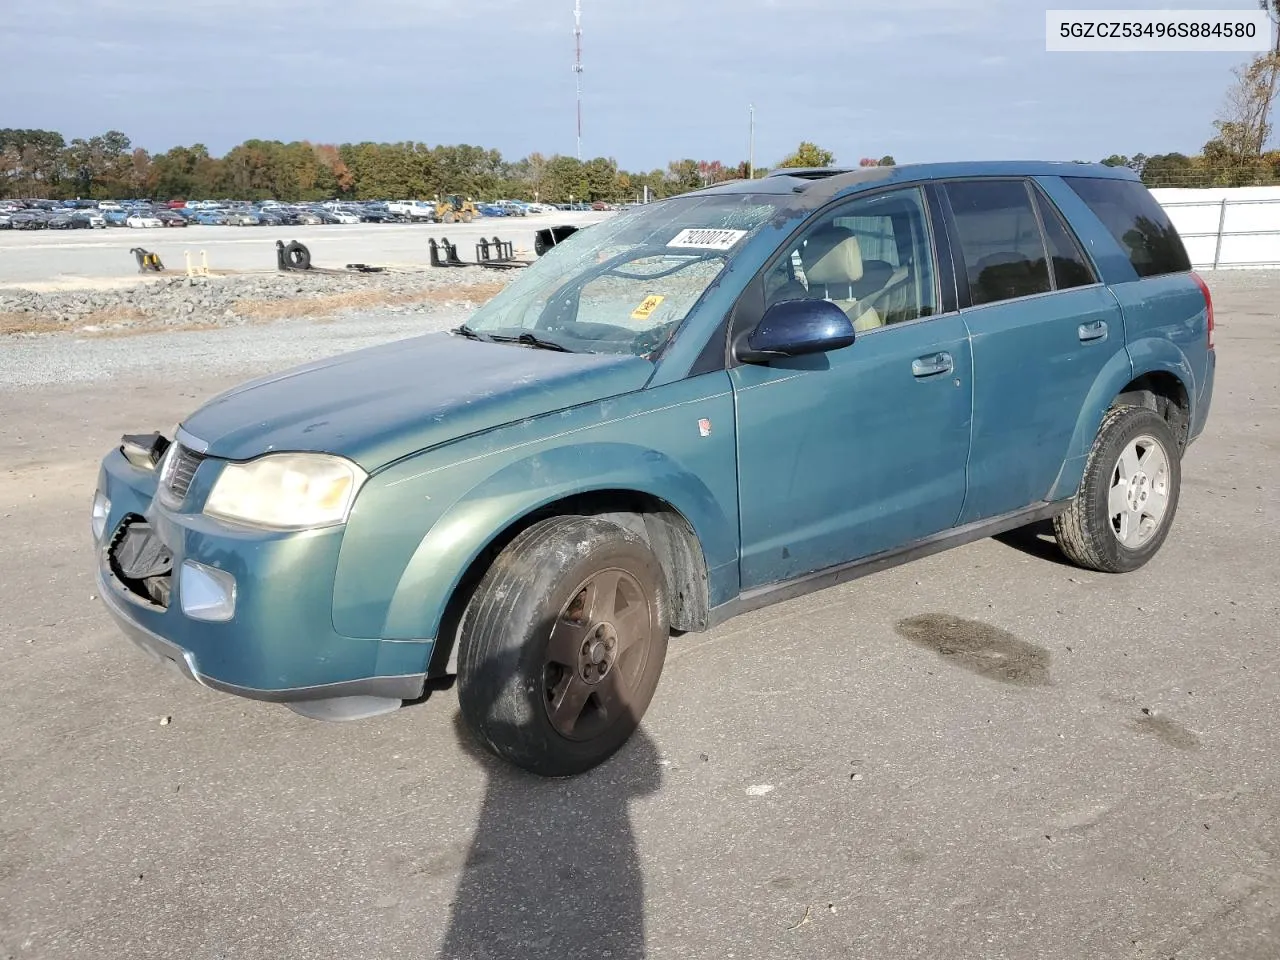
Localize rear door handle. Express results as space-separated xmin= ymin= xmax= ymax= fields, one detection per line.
xmin=1078 ymin=319 xmax=1109 ymax=343
xmin=911 ymin=352 xmax=954 ymax=378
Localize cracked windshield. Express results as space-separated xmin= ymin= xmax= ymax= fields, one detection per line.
xmin=462 ymin=193 xmax=782 ymax=356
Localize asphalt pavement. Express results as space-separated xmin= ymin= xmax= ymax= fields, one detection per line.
xmin=0 ymin=271 xmax=1276 ymax=960
xmin=0 ymin=213 xmax=606 ymax=288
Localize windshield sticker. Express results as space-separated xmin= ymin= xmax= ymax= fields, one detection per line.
xmin=631 ymin=295 xmax=666 ymax=320
xmin=667 ymin=228 xmax=748 ymax=251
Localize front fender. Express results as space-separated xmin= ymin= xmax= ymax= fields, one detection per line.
xmin=380 ymin=441 xmax=737 ymax=641
xmin=330 ymin=373 xmax=739 ymax=645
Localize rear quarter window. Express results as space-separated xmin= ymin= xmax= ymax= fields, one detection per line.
xmin=1063 ymin=177 xmax=1191 ymax=279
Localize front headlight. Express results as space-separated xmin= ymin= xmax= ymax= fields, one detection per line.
xmin=204 ymin=453 xmax=367 ymax=530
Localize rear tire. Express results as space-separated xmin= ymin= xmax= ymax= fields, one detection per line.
xmin=1054 ymin=405 xmax=1181 ymax=573
xmin=457 ymin=516 xmax=669 ymax=777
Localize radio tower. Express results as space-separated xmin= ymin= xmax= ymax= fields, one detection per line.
xmin=573 ymin=0 xmax=584 ymax=160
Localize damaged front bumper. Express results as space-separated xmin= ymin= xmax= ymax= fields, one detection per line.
xmin=93 ymin=437 xmax=431 ymax=721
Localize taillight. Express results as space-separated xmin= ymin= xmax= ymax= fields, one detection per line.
xmin=1191 ymin=271 xmax=1214 ymax=349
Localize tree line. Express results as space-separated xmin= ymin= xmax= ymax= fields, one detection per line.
xmin=1135 ymin=3 xmax=1280 ymax=186
xmin=0 ymin=130 xmax=893 ymax=203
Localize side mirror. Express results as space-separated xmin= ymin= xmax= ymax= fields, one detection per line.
xmin=736 ymin=299 xmax=856 ymax=364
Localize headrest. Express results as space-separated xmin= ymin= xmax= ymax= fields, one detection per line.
xmin=802 ymin=228 xmax=864 ymax=285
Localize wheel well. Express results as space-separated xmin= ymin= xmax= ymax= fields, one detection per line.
xmin=1113 ymin=372 xmax=1191 ymax=450
xmin=427 ymin=490 xmax=711 ymax=677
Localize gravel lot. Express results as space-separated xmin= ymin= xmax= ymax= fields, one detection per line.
xmin=0 ymin=271 xmax=1276 ymax=960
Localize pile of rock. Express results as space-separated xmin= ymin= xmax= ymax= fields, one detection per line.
xmin=0 ymin=270 xmax=512 ymax=336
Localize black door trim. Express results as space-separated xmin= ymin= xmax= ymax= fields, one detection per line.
xmin=708 ymin=499 xmax=1067 ymax=627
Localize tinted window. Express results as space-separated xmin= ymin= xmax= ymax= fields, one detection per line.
xmin=764 ymin=187 xmax=936 ymax=330
xmin=1063 ymin=176 xmax=1191 ymax=278
xmin=1033 ymin=189 xmax=1096 ymax=289
xmin=945 ymin=180 xmax=1051 ymax=306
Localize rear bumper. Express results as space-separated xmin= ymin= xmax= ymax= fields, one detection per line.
xmin=1190 ymin=347 xmax=1216 ymax=445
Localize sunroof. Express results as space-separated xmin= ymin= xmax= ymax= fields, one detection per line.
xmin=766 ymin=167 xmax=855 ymax=180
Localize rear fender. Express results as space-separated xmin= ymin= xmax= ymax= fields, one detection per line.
xmin=1049 ymin=339 xmax=1194 ymax=500
xmin=380 ymin=443 xmax=737 ymax=643
xmin=1126 ymin=336 xmax=1198 ymax=423
xmin=1048 ymin=348 xmax=1134 ymax=500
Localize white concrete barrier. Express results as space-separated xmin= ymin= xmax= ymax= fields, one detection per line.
xmin=1150 ymin=186 xmax=1280 ymax=270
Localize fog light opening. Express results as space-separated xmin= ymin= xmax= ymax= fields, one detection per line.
xmin=91 ymin=491 xmax=111 ymax=542
xmin=179 ymin=561 xmax=237 ymax=622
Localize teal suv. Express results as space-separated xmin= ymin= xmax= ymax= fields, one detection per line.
xmin=93 ymin=162 xmax=1215 ymax=775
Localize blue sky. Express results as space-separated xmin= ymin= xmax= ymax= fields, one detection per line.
xmin=0 ymin=0 xmax=1268 ymax=169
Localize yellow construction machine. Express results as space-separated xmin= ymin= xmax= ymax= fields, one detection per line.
xmin=435 ymin=194 xmax=479 ymax=224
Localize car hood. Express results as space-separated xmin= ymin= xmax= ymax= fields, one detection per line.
xmin=181 ymin=332 xmax=655 ymax=470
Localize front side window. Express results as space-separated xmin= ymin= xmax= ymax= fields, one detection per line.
xmin=763 ymin=187 xmax=937 ymax=331
xmin=464 ymin=193 xmax=783 ymax=357
xmin=945 ymin=179 xmax=1051 ymax=306
xmin=1063 ymin=176 xmax=1191 ymax=279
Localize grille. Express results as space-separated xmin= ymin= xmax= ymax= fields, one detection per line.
xmin=161 ymin=443 xmax=206 ymax=503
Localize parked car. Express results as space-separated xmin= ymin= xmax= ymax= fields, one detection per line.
xmin=9 ymin=211 xmax=49 ymax=229
xmin=126 ymin=214 xmax=164 ymax=229
xmin=387 ymin=200 xmax=436 ymax=222
xmin=156 ymin=211 xmax=188 ymax=227
xmin=91 ymin=162 xmax=1215 ymax=778
xmin=358 ymin=206 xmax=398 ymax=224
xmin=194 ymin=211 xmax=227 ymax=226
xmin=48 ymin=212 xmax=92 ymax=229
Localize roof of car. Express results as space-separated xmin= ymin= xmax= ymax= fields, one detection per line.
xmin=693 ymin=161 xmax=1140 ymax=199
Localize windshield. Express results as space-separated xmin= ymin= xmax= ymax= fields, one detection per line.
xmin=463 ymin=192 xmax=784 ymax=357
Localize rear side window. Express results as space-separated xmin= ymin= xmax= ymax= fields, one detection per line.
xmin=1032 ymin=189 xmax=1096 ymax=289
xmin=945 ymin=180 xmax=1051 ymax=306
xmin=1063 ymin=177 xmax=1191 ymax=278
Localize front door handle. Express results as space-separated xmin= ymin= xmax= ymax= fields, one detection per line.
xmin=1078 ymin=319 xmax=1109 ymax=343
xmin=912 ymin=352 xmax=954 ymax=378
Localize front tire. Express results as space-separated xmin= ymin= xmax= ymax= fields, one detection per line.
xmin=457 ymin=516 xmax=669 ymax=777
xmin=1054 ymin=405 xmax=1182 ymax=573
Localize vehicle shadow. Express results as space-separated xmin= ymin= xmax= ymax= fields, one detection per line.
xmin=437 ymin=711 xmax=661 ymax=960
xmin=992 ymin=518 xmax=1077 ymax=568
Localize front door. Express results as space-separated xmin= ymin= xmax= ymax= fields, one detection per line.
xmin=731 ymin=186 xmax=974 ymax=589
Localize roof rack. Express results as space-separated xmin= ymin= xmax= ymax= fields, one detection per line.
xmin=765 ymin=167 xmax=856 ymax=180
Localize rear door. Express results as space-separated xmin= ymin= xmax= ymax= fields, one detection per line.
xmin=940 ymin=178 xmax=1127 ymax=523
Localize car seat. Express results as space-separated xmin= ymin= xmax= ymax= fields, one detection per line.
xmin=799 ymin=227 xmax=882 ymax=332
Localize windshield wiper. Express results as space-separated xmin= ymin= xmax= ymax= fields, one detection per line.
xmin=452 ymin=323 xmax=494 ymax=343
xmin=491 ymin=332 xmax=573 ymax=352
